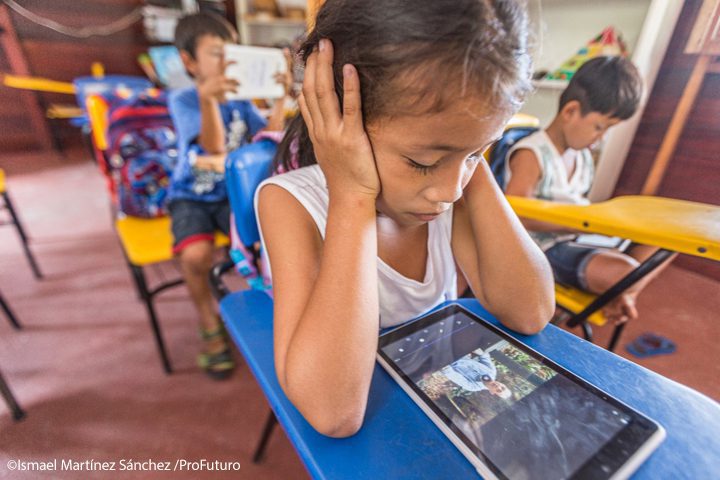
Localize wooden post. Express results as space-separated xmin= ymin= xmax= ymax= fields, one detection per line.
xmin=0 ymin=4 xmax=54 ymax=151
xmin=642 ymin=0 xmax=720 ymax=195
xmin=306 ymin=0 xmax=323 ymax=30
xmin=641 ymin=54 xmax=711 ymax=195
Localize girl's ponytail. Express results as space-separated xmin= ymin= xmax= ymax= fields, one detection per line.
xmin=273 ymin=113 xmax=315 ymax=173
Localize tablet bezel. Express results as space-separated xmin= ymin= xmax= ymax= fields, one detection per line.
xmin=377 ymin=303 xmax=665 ymax=480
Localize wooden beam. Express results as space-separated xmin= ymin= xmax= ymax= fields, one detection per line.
xmin=306 ymin=0 xmax=323 ymax=30
xmin=0 ymin=4 xmax=54 ymax=151
xmin=642 ymin=54 xmax=712 ymax=195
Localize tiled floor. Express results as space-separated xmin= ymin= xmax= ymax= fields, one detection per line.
xmin=1 ymin=149 xmax=718 ymax=479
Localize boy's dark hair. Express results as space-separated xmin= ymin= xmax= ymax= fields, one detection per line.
xmin=559 ymin=56 xmax=643 ymax=120
xmin=275 ymin=0 xmax=533 ymax=172
xmin=174 ymin=12 xmax=236 ymax=58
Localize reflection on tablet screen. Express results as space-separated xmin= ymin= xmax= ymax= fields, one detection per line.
xmin=381 ymin=311 xmax=632 ymax=480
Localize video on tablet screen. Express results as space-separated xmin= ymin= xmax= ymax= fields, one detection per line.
xmin=380 ymin=309 xmax=633 ymax=479
xmin=418 ymin=340 xmax=557 ymax=427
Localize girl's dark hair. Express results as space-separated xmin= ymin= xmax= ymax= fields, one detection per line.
xmin=559 ymin=56 xmax=643 ymax=120
xmin=275 ymin=0 xmax=533 ymax=172
xmin=174 ymin=12 xmax=236 ymax=59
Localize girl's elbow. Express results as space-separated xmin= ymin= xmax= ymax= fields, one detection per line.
xmin=515 ymin=301 xmax=554 ymax=335
xmin=307 ymin=409 xmax=366 ymax=438
xmin=514 ymin=317 xmax=548 ymax=336
xmin=289 ymin=387 xmax=366 ymax=438
xmin=279 ymin=367 xmax=367 ymax=438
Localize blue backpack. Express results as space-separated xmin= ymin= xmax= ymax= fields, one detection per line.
xmin=105 ymin=91 xmax=178 ymax=218
xmin=487 ymin=126 xmax=538 ymax=189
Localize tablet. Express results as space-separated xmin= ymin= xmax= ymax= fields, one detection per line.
xmin=224 ymin=45 xmax=287 ymax=100
xmin=377 ymin=304 xmax=665 ymax=480
xmin=575 ymin=234 xmax=627 ymax=249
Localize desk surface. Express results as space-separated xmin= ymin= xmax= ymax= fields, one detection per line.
xmin=507 ymin=195 xmax=720 ymax=261
xmin=220 ymin=290 xmax=720 ymax=480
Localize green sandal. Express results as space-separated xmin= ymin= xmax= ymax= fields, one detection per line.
xmin=197 ymin=323 xmax=235 ymax=380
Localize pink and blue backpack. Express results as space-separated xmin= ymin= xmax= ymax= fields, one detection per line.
xmin=105 ymin=90 xmax=177 ymax=218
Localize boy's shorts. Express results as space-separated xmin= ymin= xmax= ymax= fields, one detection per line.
xmin=544 ymin=240 xmax=605 ymax=290
xmin=168 ymin=199 xmax=230 ymax=255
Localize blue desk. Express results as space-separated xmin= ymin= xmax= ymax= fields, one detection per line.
xmin=220 ymin=290 xmax=720 ymax=479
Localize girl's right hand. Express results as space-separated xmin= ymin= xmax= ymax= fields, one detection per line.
xmin=298 ymin=39 xmax=380 ymax=199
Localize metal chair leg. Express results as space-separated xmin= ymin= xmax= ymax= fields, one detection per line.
xmin=129 ymin=264 xmax=173 ymax=374
xmin=607 ymin=323 xmax=627 ymax=352
xmin=566 ymin=249 xmax=675 ymax=329
xmin=0 ymin=291 xmax=21 ymax=330
xmin=3 ymin=192 xmax=42 ymax=279
xmin=579 ymin=321 xmax=593 ymax=343
xmin=252 ymin=410 xmax=278 ymax=463
xmin=0 ymin=369 xmax=25 ymax=421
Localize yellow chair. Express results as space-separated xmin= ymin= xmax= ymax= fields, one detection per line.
xmin=86 ymin=94 xmax=229 ymax=374
xmin=508 ymin=194 xmax=720 ymax=351
xmin=0 ymin=169 xmax=42 ymax=279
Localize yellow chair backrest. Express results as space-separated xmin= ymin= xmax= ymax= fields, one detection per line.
xmin=505 ymin=113 xmax=540 ymax=130
xmin=85 ymin=94 xmax=110 ymax=151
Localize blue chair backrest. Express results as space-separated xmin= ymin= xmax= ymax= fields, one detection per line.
xmin=488 ymin=126 xmax=538 ymax=190
xmin=225 ymin=139 xmax=277 ymax=247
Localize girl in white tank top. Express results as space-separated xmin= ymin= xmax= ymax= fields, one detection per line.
xmin=254 ymin=0 xmax=554 ymax=438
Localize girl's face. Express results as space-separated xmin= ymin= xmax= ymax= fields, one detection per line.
xmin=367 ymin=99 xmax=508 ymax=228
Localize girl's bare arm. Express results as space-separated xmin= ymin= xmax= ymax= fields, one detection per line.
xmin=453 ymin=160 xmax=554 ymax=334
xmin=259 ymin=39 xmax=382 ymax=438
xmin=258 ymin=186 xmax=378 ymax=438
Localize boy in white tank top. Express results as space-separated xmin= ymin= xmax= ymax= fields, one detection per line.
xmin=505 ymin=56 xmax=675 ymax=327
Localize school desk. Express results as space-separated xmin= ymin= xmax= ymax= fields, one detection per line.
xmin=506 ymin=195 xmax=720 ymax=351
xmin=219 ymin=290 xmax=720 ymax=479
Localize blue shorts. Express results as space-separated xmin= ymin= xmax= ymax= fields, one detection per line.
xmin=168 ymin=199 xmax=230 ymax=254
xmin=544 ymin=241 xmax=604 ymax=290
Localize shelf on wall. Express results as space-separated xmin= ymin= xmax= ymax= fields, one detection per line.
xmin=532 ymin=79 xmax=569 ymax=90
xmin=243 ymin=16 xmax=305 ymax=27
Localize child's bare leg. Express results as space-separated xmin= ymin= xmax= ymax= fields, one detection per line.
xmin=179 ymin=240 xmax=225 ymax=353
xmin=583 ymin=251 xmax=642 ymax=325
xmin=626 ymin=244 xmax=678 ymax=282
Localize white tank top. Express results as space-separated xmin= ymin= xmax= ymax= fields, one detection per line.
xmin=505 ymin=130 xmax=594 ymax=204
xmin=255 ymin=165 xmax=458 ymax=329
xmin=505 ymin=130 xmax=594 ymax=250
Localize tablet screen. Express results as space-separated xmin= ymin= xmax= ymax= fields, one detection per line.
xmin=378 ymin=305 xmax=662 ymax=480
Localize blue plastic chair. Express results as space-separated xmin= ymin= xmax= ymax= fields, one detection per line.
xmin=225 ymin=139 xmax=277 ymax=248
xmin=211 ymin=139 xmax=277 ymax=297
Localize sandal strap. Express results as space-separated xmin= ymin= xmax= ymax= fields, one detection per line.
xmin=199 ymin=322 xmax=228 ymax=341
xmin=198 ymin=348 xmax=234 ymax=371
